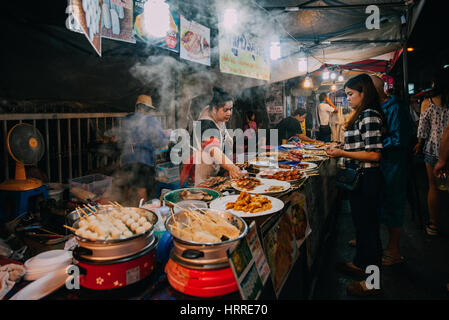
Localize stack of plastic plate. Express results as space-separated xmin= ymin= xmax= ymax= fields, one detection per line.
xmin=24 ymin=250 xmax=73 ymax=281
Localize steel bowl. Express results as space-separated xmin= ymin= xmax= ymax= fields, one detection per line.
xmin=165 ymin=209 xmax=248 ymax=269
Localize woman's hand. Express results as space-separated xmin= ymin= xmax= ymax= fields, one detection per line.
xmin=325 ymin=146 xmax=343 ymax=158
xmin=413 ymin=142 xmax=423 ymax=155
xmin=228 ymin=165 xmax=244 ymax=179
xmin=433 ymin=159 xmax=448 ymax=177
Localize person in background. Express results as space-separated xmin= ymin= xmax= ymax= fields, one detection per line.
xmin=118 ymin=94 xmax=168 ymax=205
xmin=317 ymin=92 xmax=337 ymax=142
xmin=326 ymin=74 xmax=385 ymax=297
xmin=243 ymin=111 xmax=257 ymax=153
xmin=414 ymin=68 xmax=449 ymax=236
xmin=275 ymin=108 xmax=322 ymax=145
xmin=370 ymin=75 xmax=415 ymax=266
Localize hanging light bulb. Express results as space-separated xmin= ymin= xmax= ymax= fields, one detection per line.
xmin=223 ymin=8 xmax=238 ymax=31
xmin=330 ymin=71 xmax=337 ymax=80
xmin=322 ymin=67 xmax=329 ymax=80
xmin=304 ymin=74 xmax=313 ymax=88
xmin=143 ymin=0 xmax=170 ymax=38
xmin=338 ymin=71 xmax=344 ymax=82
xmin=298 ymin=57 xmax=307 ymax=72
xmin=270 ymin=42 xmax=281 ymax=60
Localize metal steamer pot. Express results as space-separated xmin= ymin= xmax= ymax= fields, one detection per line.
xmin=68 ymin=206 xmax=158 ymax=262
xmin=165 ymin=209 xmax=248 ymax=270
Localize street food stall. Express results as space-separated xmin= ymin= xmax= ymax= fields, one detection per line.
xmin=0 ymin=0 xmax=424 ymax=301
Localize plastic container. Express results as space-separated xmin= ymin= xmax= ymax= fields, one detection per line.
xmin=24 ymin=250 xmax=73 ymax=281
xmin=69 ymin=174 xmax=112 ymax=197
xmin=156 ymin=162 xmax=180 ymax=182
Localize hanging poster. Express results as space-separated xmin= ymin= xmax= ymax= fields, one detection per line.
xmin=180 ymin=16 xmax=211 ymax=66
xmin=219 ymin=31 xmax=270 ymax=81
xmin=71 ymin=0 xmax=103 ymax=56
xmin=101 ymin=0 xmax=136 ymax=43
xmin=133 ymin=0 xmax=179 ymax=52
xmin=285 ymin=192 xmax=312 ymax=249
xmin=228 ymin=222 xmax=270 ymax=300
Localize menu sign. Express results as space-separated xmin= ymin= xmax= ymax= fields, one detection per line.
xmin=228 ymin=222 xmax=270 ymax=300
xmin=133 ymin=0 xmax=179 ymax=52
xmin=71 ymin=0 xmax=103 ymax=56
xmin=101 ymin=0 xmax=135 ymax=43
xmin=180 ymin=16 xmax=211 ymax=66
xmin=219 ymin=31 xmax=270 ymax=81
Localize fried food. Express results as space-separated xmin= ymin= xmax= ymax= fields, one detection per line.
xmin=233 ymin=177 xmax=262 ymax=191
xmin=260 ymin=169 xmax=304 ymax=181
xmin=225 ymin=191 xmax=272 ymax=213
xmin=179 ymin=189 xmax=213 ymax=201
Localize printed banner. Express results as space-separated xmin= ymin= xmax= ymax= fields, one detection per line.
xmin=228 ymin=222 xmax=270 ymax=300
xmin=219 ymin=31 xmax=270 ymax=81
xmin=101 ymin=0 xmax=135 ymax=43
xmin=180 ymin=16 xmax=210 ymax=66
xmin=71 ymin=0 xmax=102 ymax=56
xmin=133 ymin=0 xmax=179 ymax=52
xmin=262 ymin=210 xmax=298 ymax=298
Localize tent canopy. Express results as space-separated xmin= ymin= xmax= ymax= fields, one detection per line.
xmin=0 ymin=0 xmax=424 ymax=112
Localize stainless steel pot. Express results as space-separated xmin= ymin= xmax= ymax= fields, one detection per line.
xmin=165 ymin=209 xmax=248 ymax=270
xmin=68 ymin=206 xmax=158 ymax=261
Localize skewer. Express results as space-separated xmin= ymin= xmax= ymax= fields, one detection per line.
xmin=83 ymin=205 xmax=96 ymax=215
xmin=114 ymin=201 xmax=123 ymax=208
xmin=77 ymin=207 xmax=89 ymax=218
xmin=63 ymin=225 xmax=77 ymax=232
xmin=75 ymin=208 xmax=82 ymax=220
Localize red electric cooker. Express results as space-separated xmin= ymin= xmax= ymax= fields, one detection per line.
xmin=164 ymin=209 xmax=248 ymax=298
xmin=70 ymin=206 xmax=159 ymax=291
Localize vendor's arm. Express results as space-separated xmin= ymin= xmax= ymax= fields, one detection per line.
xmin=209 ymin=147 xmax=244 ymax=179
xmin=296 ymin=133 xmax=322 ymax=144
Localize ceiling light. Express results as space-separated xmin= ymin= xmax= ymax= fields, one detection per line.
xmin=143 ymin=0 xmax=170 ymax=38
xmin=330 ymin=71 xmax=337 ymax=80
xmin=304 ymin=74 xmax=313 ymax=88
xmin=407 ymin=47 xmax=414 ymax=52
xmin=322 ymin=68 xmax=329 ymax=80
xmin=338 ymin=71 xmax=344 ymax=82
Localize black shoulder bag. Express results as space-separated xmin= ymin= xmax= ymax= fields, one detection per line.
xmin=335 ymin=166 xmax=362 ymax=191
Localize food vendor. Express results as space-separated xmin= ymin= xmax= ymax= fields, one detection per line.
xmin=275 ymin=108 xmax=322 ymax=145
xmin=192 ymin=87 xmax=244 ymax=186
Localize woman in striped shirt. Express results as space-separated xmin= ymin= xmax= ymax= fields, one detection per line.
xmin=326 ymin=74 xmax=386 ymax=297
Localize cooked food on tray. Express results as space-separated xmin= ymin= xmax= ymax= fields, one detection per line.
xmin=71 ymin=208 xmax=153 ymax=241
xmin=296 ymin=163 xmax=310 ymax=170
xmin=265 ymin=186 xmax=285 ymax=192
xmin=179 ymin=189 xmax=213 ymax=201
xmin=278 ymin=164 xmax=292 ymax=169
xmin=284 ymin=150 xmax=304 ymax=161
xmin=260 ymin=169 xmax=304 ymax=181
xmin=198 ymin=177 xmax=234 ymax=192
xmin=225 ymin=191 xmax=272 ymax=213
xmin=233 ymin=177 xmax=262 ymax=191
xmin=170 ymin=210 xmax=241 ymax=243
xmin=300 ymin=149 xmax=327 ymax=155
xmin=303 ymin=155 xmax=326 ymax=161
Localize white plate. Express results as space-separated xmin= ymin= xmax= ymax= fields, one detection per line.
xmin=281 ymin=144 xmax=297 ymax=149
xmin=10 ymin=267 xmax=68 ymax=300
xmin=256 ymin=169 xmax=305 ymax=183
xmin=293 ymin=161 xmax=318 ymax=171
xmin=209 ymin=195 xmax=284 ymax=218
xmin=302 ymin=154 xmax=328 ymax=161
xmin=302 ymin=144 xmax=326 ymax=150
xmin=248 ymin=157 xmax=277 ymax=168
xmin=232 ymin=178 xmax=290 ymax=194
